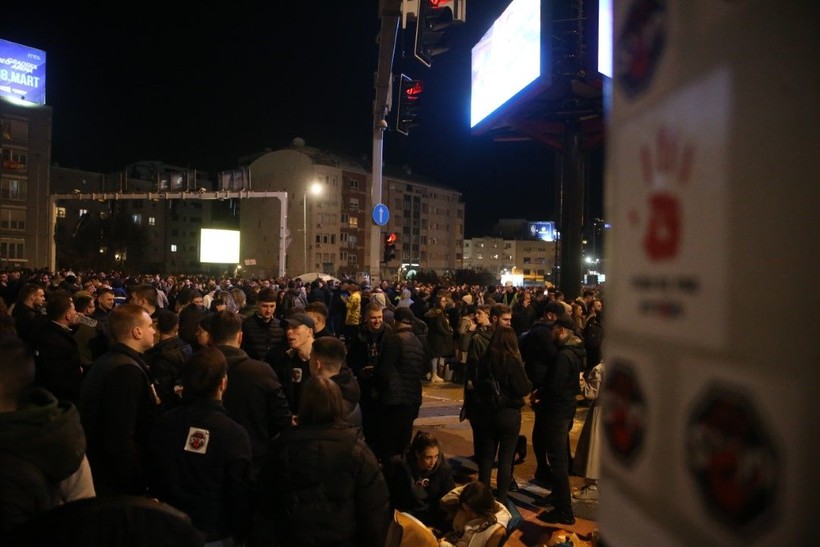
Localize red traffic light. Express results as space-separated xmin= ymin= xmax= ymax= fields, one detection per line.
xmin=386 ymin=232 xmax=397 ymax=244
xmin=403 ymin=80 xmax=424 ymax=100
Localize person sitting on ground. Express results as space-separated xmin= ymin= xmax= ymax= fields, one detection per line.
xmin=382 ymin=430 xmax=455 ymax=533
xmin=438 ymin=481 xmax=511 ymax=547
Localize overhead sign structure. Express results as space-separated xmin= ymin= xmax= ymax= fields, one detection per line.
xmin=0 ymin=38 xmax=46 ymax=104
xmin=372 ymin=203 xmax=390 ymax=226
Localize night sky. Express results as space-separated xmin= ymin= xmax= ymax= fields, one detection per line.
xmin=1 ymin=1 xmax=604 ymax=237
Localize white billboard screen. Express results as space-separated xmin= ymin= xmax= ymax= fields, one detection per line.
xmin=200 ymin=229 xmax=240 ymax=264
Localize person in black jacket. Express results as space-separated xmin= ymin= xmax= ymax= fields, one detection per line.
xmin=209 ymin=310 xmax=293 ymax=480
xmin=534 ymin=315 xmax=585 ymax=526
xmin=309 ymin=336 xmax=362 ymax=427
xmin=472 ymin=326 xmax=532 ymax=504
xmin=79 ymin=303 xmax=159 ymax=496
xmin=369 ymin=307 xmax=426 ymax=462
xmin=251 ymin=376 xmax=390 ymax=547
xmin=30 ymin=290 xmax=84 ymax=405
xmin=143 ymin=309 xmax=192 ymax=411
xmin=147 ymin=346 xmax=253 ymax=544
xmin=240 ymin=287 xmax=285 ymax=361
xmin=382 ymin=430 xmax=455 ymax=533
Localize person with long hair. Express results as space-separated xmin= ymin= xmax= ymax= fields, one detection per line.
xmin=439 ymin=481 xmax=512 ymax=547
xmin=382 ymin=430 xmax=455 ymax=532
xmin=471 ymin=326 xmax=532 ymax=504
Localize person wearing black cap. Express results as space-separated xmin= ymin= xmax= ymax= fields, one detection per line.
xmin=266 ymin=312 xmax=316 ymax=413
xmin=535 ymin=314 xmax=586 ymax=526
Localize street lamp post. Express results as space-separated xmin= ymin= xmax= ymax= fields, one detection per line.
xmin=303 ymin=182 xmax=323 ymax=274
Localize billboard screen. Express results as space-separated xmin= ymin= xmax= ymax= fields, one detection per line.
xmin=200 ymin=229 xmax=240 ymax=264
xmin=471 ymin=0 xmax=542 ymax=129
xmin=0 ymin=38 xmax=46 ymax=104
xmin=528 ymin=221 xmax=556 ymax=242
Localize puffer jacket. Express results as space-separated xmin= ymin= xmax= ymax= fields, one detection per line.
xmin=0 ymin=388 xmax=87 ymax=531
xmin=374 ymin=325 xmax=426 ymax=408
xmin=252 ymin=422 xmax=390 ymax=547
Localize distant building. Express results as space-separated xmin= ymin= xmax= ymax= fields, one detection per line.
xmin=463 ymin=236 xmax=556 ymax=286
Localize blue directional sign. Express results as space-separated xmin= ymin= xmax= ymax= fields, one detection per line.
xmin=372 ymin=203 xmax=390 ymax=226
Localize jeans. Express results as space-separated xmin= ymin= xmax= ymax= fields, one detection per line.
xmin=372 ymin=404 xmax=419 ymax=462
xmin=473 ymin=406 xmax=521 ymax=503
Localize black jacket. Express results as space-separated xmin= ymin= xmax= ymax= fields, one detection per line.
xmin=347 ymin=323 xmax=392 ymax=375
xmin=331 ymin=365 xmax=363 ymax=427
xmin=147 ymin=398 xmax=253 ymax=542
xmin=241 ymin=313 xmax=285 ymax=361
xmin=143 ymin=336 xmax=192 ymax=410
xmin=374 ymin=325 xmax=426 ymax=408
xmin=31 ymin=321 xmax=85 ymax=404
xmin=268 ymin=347 xmax=311 ymax=413
xmin=541 ymin=335 xmax=586 ymax=419
xmin=519 ymin=319 xmax=559 ymax=388
xmin=382 ymin=447 xmax=455 ymax=530
xmin=252 ymin=422 xmax=391 ymax=547
xmin=474 ymin=353 xmax=533 ymax=411
xmin=218 ymin=345 xmax=292 ymax=477
xmin=79 ymin=343 xmax=157 ymax=496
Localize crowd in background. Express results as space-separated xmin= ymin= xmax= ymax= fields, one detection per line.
xmin=0 ymin=266 xmax=604 ymax=545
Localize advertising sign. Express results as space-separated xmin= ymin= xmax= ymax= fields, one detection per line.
xmin=0 ymin=38 xmax=46 ymax=104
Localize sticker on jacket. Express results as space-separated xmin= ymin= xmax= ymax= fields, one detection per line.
xmin=184 ymin=427 xmax=210 ymax=454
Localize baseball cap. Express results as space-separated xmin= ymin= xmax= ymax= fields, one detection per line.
xmin=284 ymin=313 xmax=315 ymax=331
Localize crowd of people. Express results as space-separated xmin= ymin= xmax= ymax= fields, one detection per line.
xmin=0 ymin=267 xmax=605 ymax=545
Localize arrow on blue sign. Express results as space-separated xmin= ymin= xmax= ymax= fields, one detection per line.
xmin=372 ymin=203 xmax=390 ymax=226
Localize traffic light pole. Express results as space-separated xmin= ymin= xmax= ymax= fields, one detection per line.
xmin=370 ymin=0 xmax=403 ymax=285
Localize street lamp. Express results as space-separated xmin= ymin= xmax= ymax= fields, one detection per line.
xmin=304 ymin=182 xmax=323 ymax=274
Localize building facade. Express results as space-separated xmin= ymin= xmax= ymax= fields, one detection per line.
xmin=0 ymin=97 xmax=51 ymax=269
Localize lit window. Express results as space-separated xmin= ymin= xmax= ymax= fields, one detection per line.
xmin=148 ymin=216 xmax=156 ymax=226
xmin=56 ymin=207 xmax=66 ymax=218
xmin=170 ymin=244 xmax=177 ymax=252
xmin=79 ymin=208 xmax=88 ymax=216
xmin=132 ymin=214 xmax=142 ymax=224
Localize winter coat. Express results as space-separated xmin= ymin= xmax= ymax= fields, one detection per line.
xmin=79 ymin=343 xmax=158 ymax=496
xmin=382 ymin=447 xmax=455 ymax=530
xmin=147 ymin=398 xmax=253 ymax=542
xmin=331 ymin=365 xmax=363 ymax=427
xmin=347 ymin=323 xmax=392 ymax=374
xmin=218 ymin=345 xmax=292 ymax=477
xmin=268 ymin=347 xmax=312 ymax=413
xmin=240 ymin=313 xmax=285 ymax=361
xmin=374 ymin=325 xmax=426 ymax=408
xmin=424 ymin=307 xmax=454 ymax=359
xmin=0 ymin=388 xmax=90 ymax=532
xmin=252 ymin=422 xmax=391 ymax=547
xmin=31 ymin=321 xmax=85 ymax=404
xmin=540 ymin=335 xmax=586 ymax=419
xmin=474 ymin=353 xmax=533 ymax=411
xmin=143 ymin=336 xmax=192 ymax=410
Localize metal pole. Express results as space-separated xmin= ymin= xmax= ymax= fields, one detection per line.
xmin=303 ymin=191 xmax=307 ymax=275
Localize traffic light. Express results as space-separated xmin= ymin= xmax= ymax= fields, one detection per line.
xmin=414 ymin=0 xmax=466 ymax=68
xmin=384 ymin=232 xmax=397 ymax=262
xmin=395 ymin=74 xmax=423 ymax=135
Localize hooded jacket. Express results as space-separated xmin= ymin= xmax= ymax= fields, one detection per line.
xmin=252 ymin=422 xmax=390 ymax=547
xmin=543 ymin=334 xmax=586 ymax=419
xmin=0 ymin=388 xmax=87 ymax=531
xmin=382 ymin=446 xmax=455 ymax=530
xmin=331 ymin=365 xmax=362 ymax=427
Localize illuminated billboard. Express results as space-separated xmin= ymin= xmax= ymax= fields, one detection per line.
xmin=200 ymin=229 xmax=240 ymax=264
xmin=0 ymin=38 xmax=46 ymax=104
xmin=528 ymin=221 xmax=556 ymax=242
xmin=471 ymin=0 xmax=548 ymax=132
